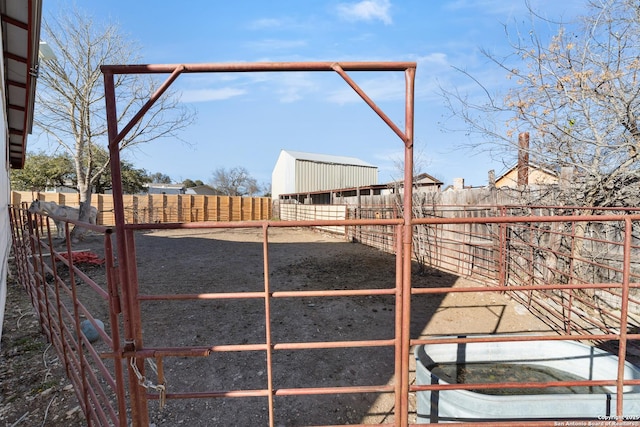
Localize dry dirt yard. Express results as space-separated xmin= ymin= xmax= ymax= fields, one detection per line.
xmin=1 ymin=226 xmax=557 ymax=426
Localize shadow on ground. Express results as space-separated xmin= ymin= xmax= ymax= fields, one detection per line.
xmin=22 ymin=227 xmax=556 ymax=426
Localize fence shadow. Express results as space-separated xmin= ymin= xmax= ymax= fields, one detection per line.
xmin=10 ymin=215 xmax=569 ymax=426
xmin=85 ymin=228 xmax=544 ymax=425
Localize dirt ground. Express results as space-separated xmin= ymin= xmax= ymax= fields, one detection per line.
xmin=1 ymin=226 xmax=557 ymax=426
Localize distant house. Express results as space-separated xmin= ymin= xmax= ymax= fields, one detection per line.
xmin=41 ymin=183 xmax=78 ymax=194
xmin=185 ymin=185 xmax=222 ymax=195
xmin=146 ymin=183 xmax=186 ymax=195
xmin=271 ymin=149 xmax=378 ymax=200
xmin=495 ymin=163 xmax=559 ymax=188
xmin=387 ymin=173 xmax=443 ymax=194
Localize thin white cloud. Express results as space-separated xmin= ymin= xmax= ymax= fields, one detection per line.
xmin=274 ymin=73 xmax=318 ymax=103
xmin=245 ymin=16 xmax=312 ymax=32
xmin=242 ymin=72 xmax=320 ymax=103
xmin=326 ymin=74 xmax=404 ymax=104
xmin=336 ymin=0 xmax=393 ymax=25
xmin=247 ymin=18 xmax=285 ymax=30
xmin=181 ymin=87 xmax=246 ymax=103
xmin=416 ymin=53 xmax=449 ymax=67
xmin=246 ymin=38 xmax=308 ymax=51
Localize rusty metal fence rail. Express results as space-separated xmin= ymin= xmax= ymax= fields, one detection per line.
xmin=409 ymin=213 xmax=640 ymax=422
xmin=349 ymin=204 xmax=503 ymax=282
xmin=350 ymin=204 xmax=640 ymax=336
xmin=7 ymin=59 xmax=640 ymax=426
xmin=8 ymin=203 xmax=640 ymax=426
xmin=9 ymin=204 xmax=127 ymax=426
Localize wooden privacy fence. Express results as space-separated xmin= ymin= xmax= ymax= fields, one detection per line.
xmin=11 ymin=191 xmax=272 ymax=225
xmin=11 ymin=203 xmax=640 ymax=426
xmin=278 ymin=203 xmax=347 ymax=234
xmin=280 ymin=199 xmax=640 ymax=326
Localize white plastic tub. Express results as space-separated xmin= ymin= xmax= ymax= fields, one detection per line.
xmin=415 ymin=337 xmax=640 ymax=423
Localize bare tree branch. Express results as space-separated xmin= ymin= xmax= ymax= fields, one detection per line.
xmin=442 ymin=0 xmax=640 ymax=207
xmin=34 ymin=5 xmax=196 ymax=239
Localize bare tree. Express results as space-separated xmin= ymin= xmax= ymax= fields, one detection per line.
xmin=210 ymin=167 xmax=260 ymax=196
xmin=35 ymin=6 xmax=195 ymax=238
xmin=389 ymin=144 xmax=433 ymax=186
xmin=442 ymin=0 xmax=640 ymax=207
xmin=149 ymin=172 xmax=173 ymax=184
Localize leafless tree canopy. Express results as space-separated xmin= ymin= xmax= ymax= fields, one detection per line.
xmin=34 ymin=5 xmax=196 ymax=223
xmin=210 ymin=167 xmax=260 ymax=196
xmin=443 ymin=0 xmax=640 ymax=207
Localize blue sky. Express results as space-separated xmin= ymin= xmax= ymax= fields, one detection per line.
xmin=35 ymin=0 xmax=585 ymax=189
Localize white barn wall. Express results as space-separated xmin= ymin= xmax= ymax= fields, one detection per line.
xmin=272 ymin=150 xmax=378 ymax=200
xmin=295 ymin=161 xmax=377 ymax=194
xmin=271 ymin=150 xmax=296 ymax=200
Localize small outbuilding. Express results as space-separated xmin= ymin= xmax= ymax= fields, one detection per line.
xmin=185 ymin=185 xmax=222 ymax=195
xmin=387 ymin=172 xmax=443 ymax=194
xmin=271 ymin=150 xmax=377 ymax=200
xmin=145 ymin=183 xmax=186 ymax=195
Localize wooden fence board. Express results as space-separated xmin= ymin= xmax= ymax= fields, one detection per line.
xmin=11 ymin=191 xmax=272 ymax=224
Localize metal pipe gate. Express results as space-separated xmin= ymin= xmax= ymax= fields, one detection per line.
xmin=10 ymin=206 xmax=640 ymax=425
xmin=6 ymin=61 xmax=640 ymax=426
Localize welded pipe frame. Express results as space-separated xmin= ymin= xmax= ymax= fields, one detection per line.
xmin=102 ymin=61 xmax=416 ymax=427
xmin=100 ymin=59 xmax=640 ymax=426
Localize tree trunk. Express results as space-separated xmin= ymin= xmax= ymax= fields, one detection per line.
xmin=69 ymin=181 xmax=93 ymax=242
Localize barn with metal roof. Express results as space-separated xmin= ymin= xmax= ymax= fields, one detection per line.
xmin=271 ymin=149 xmax=378 ymax=200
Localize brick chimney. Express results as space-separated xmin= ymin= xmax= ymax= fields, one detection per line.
xmin=453 ymin=178 xmax=465 ymax=190
xmin=517 ymin=132 xmax=530 ymax=186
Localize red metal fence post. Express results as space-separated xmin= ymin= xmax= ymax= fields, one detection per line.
xmin=616 ymin=218 xmax=633 ymax=415
xmin=103 ymin=68 xmax=149 ymax=427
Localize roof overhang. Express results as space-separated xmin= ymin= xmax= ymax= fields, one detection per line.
xmin=1 ymin=0 xmax=43 ymax=169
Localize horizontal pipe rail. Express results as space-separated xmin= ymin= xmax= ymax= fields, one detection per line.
xmin=120 ymin=339 xmax=397 ymax=359
xmin=11 ymin=203 xmax=640 ymax=426
xmin=138 ymin=288 xmax=396 ymax=301
xmin=101 ymin=61 xmax=417 ymax=75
